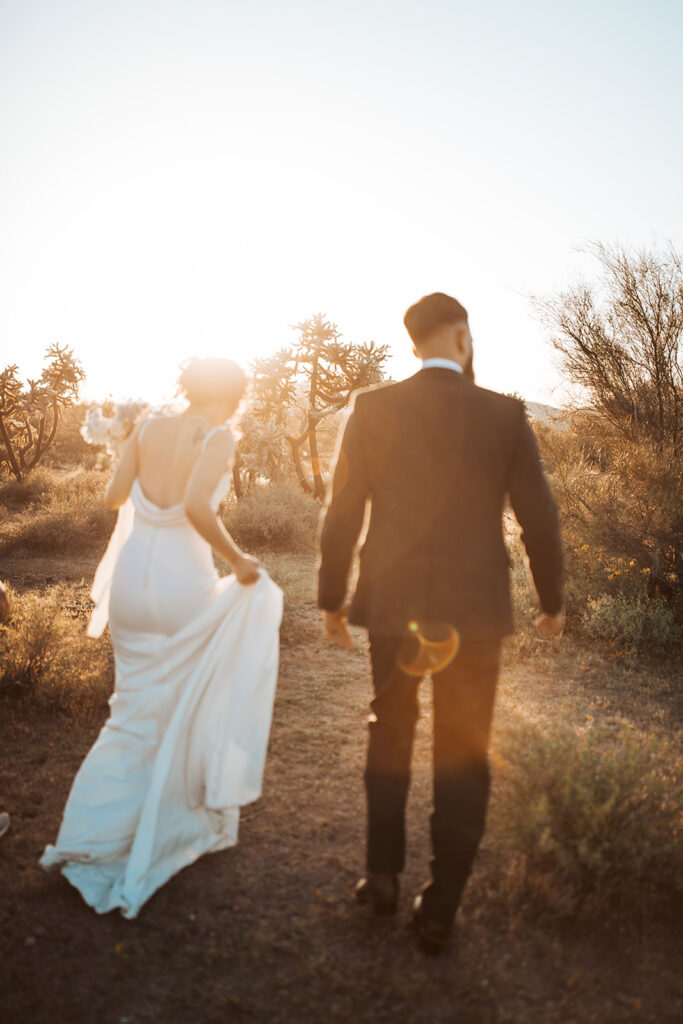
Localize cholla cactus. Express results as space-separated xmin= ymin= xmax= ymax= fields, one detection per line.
xmin=247 ymin=317 xmax=389 ymax=498
xmin=237 ymin=413 xmax=288 ymax=484
xmin=0 ymin=345 xmax=85 ymax=481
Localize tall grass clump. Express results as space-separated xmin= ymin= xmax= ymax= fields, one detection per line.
xmin=222 ymin=481 xmax=320 ymax=553
xmin=0 ymin=585 xmax=113 ymax=717
xmin=0 ymin=467 xmax=114 ymax=557
xmin=490 ymin=718 xmax=683 ymax=922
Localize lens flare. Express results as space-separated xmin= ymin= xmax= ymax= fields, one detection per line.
xmin=397 ymin=621 xmax=460 ymax=677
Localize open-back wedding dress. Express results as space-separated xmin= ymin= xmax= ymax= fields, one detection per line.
xmin=40 ymin=426 xmax=283 ymax=918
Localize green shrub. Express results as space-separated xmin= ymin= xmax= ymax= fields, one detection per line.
xmin=491 ymin=718 xmax=683 ymax=921
xmin=222 ymin=482 xmax=320 ymax=553
xmin=583 ymin=593 xmax=680 ymax=654
xmin=0 ymin=585 xmax=113 ymax=716
xmin=0 ymin=468 xmax=113 ymax=557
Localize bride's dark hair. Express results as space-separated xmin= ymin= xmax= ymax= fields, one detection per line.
xmin=178 ymin=358 xmax=247 ymax=411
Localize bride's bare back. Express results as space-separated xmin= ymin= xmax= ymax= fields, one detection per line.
xmin=104 ymin=408 xmax=258 ymax=585
xmin=137 ymin=414 xmax=218 ymax=509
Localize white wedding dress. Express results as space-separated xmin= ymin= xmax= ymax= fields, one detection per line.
xmin=40 ymin=427 xmax=283 ymax=918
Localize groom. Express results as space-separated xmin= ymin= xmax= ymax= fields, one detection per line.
xmin=318 ymin=292 xmax=564 ymax=954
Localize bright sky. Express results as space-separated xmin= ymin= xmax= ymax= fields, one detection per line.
xmin=1 ymin=0 xmax=682 ymax=406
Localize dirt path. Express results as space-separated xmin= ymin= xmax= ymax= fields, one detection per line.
xmin=1 ymin=554 xmax=681 ymax=1023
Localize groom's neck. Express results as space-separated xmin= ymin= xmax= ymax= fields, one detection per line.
xmin=416 ymin=340 xmax=462 ymax=363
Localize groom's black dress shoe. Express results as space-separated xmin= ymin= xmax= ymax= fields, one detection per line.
xmin=354 ymin=873 xmax=399 ymax=915
xmin=412 ymin=894 xmax=452 ymax=955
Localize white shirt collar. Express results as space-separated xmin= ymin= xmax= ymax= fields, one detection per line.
xmin=421 ymin=357 xmax=464 ymax=374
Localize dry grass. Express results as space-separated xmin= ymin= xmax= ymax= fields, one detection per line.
xmin=1 ymin=552 xmax=682 ymax=1023
xmin=0 ymin=583 xmax=113 ymax=717
xmin=221 ymin=481 xmax=320 ymax=554
xmin=489 ymin=718 xmax=683 ymax=921
xmin=0 ymin=467 xmax=114 ymax=558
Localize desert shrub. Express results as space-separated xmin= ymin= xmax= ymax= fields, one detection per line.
xmin=534 ymin=241 xmax=683 ymax=624
xmin=222 ymin=481 xmax=320 ymax=553
xmin=536 ymin=242 xmax=682 ymax=448
xmin=0 ymin=585 xmax=113 ymax=717
xmin=539 ymin=414 xmax=681 ymax=602
xmin=534 ymin=418 xmax=682 ymax=653
xmin=582 ymin=593 xmax=680 ymax=654
xmin=0 ymin=467 xmax=113 ymax=557
xmin=0 ymin=588 xmax=63 ymax=692
xmin=491 ymin=718 xmax=683 ymax=921
xmin=562 ymin=526 xmax=652 ymax=615
xmin=0 ymin=467 xmax=54 ymax=510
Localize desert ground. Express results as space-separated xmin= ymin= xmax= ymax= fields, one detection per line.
xmin=1 ymin=546 xmax=681 ymax=1024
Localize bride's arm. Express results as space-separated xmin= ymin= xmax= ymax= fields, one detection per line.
xmin=105 ymin=422 xmax=144 ymax=510
xmin=183 ymin=432 xmax=260 ymax=585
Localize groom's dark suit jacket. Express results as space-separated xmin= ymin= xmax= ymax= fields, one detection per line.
xmin=318 ymin=367 xmax=563 ymax=639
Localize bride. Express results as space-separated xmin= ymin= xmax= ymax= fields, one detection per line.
xmin=41 ymin=358 xmax=283 ymax=918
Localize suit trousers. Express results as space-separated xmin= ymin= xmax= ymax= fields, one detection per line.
xmin=365 ymin=633 xmax=501 ymax=927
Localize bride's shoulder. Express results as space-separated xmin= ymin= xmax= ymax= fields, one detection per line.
xmin=200 ymin=425 xmax=236 ymax=457
xmin=140 ymin=412 xmax=181 ymax=435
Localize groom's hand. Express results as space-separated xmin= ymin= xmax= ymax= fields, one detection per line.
xmin=535 ymin=609 xmax=565 ymax=639
xmin=323 ymin=607 xmax=353 ymax=650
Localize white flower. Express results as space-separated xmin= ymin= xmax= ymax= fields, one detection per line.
xmin=81 ymin=400 xmax=150 ymax=454
xmin=81 ymin=408 xmax=113 ymax=447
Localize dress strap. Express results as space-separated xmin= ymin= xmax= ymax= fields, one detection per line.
xmin=201 ymin=426 xmax=229 ymax=452
xmin=138 ymin=417 xmax=153 ymax=444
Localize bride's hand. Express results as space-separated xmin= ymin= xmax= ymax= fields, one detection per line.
xmin=233 ymin=554 xmax=261 ymax=586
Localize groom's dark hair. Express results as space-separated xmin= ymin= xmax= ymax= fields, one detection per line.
xmin=403 ymin=292 xmax=468 ymax=348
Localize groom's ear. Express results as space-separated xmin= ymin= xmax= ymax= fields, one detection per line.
xmin=454 ymin=323 xmax=471 ymax=357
